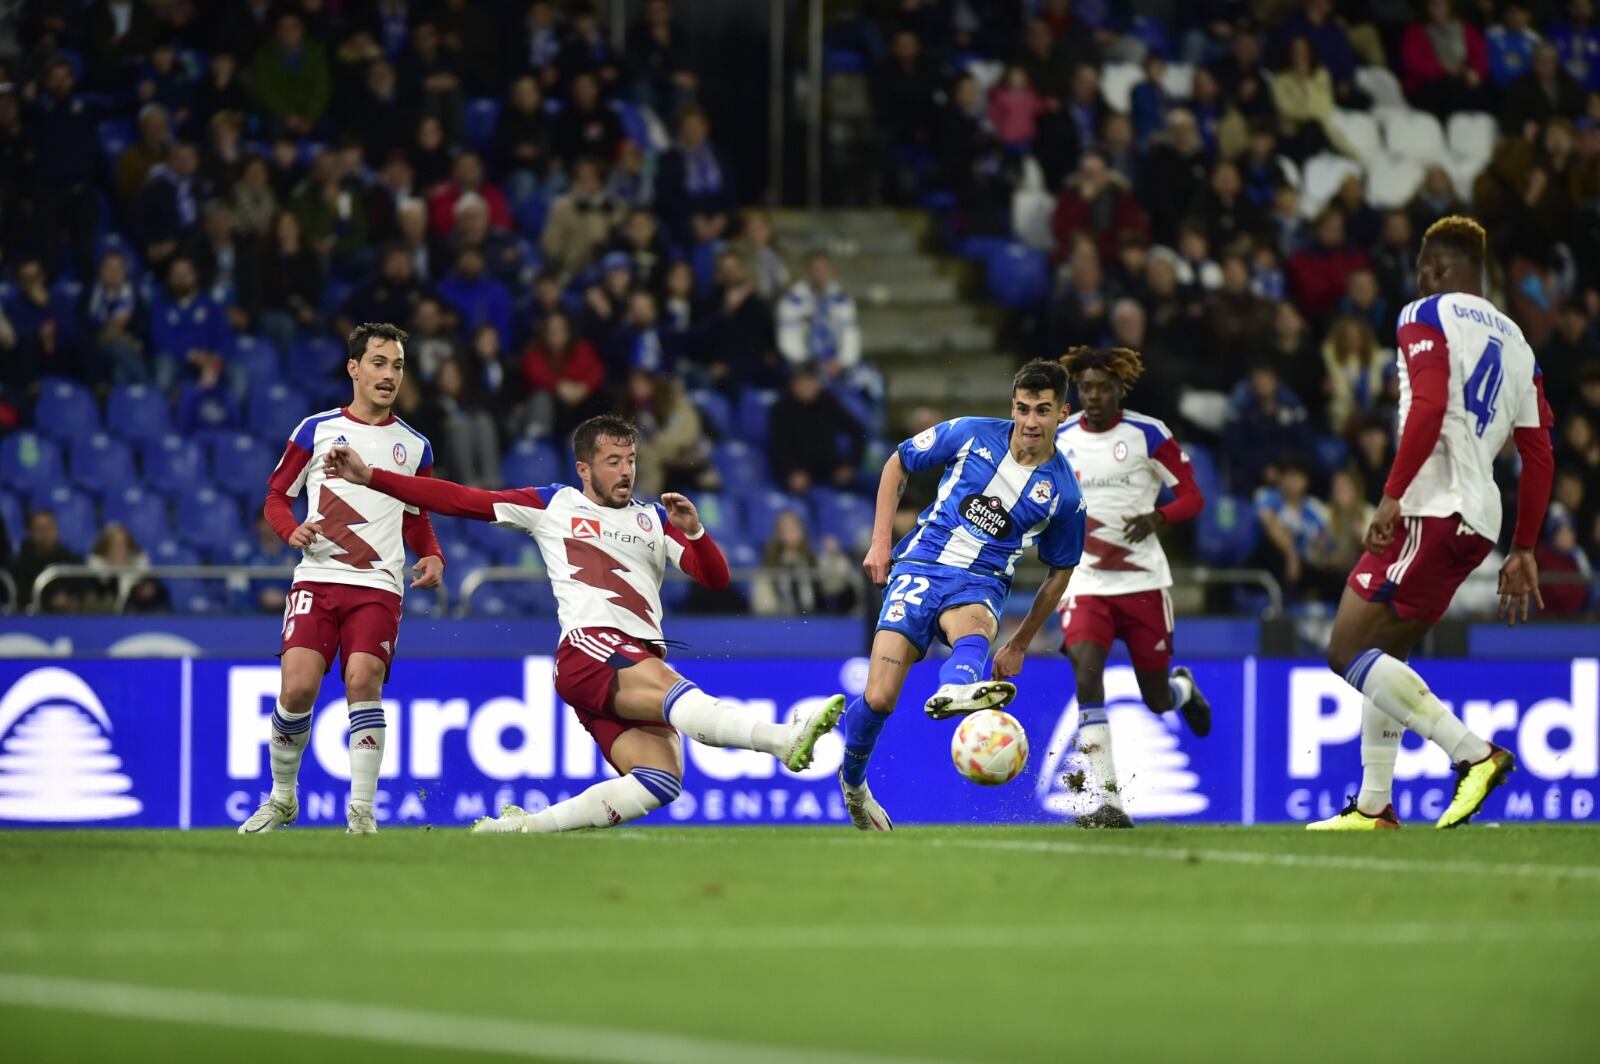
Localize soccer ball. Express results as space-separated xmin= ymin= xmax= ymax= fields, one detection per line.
xmin=951 ymin=709 xmax=1029 ymax=786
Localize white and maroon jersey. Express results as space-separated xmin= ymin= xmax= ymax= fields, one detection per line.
xmin=485 ymin=485 xmax=712 ymax=644
xmin=265 ymin=407 xmax=438 ymax=598
xmin=1392 ymin=293 xmax=1548 ymax=541
xmin=1054 ymin=410 xmax=1203 ymax=596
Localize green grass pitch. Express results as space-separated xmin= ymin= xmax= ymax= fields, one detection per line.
xmin=2 ymin=825 xmax=1598 ymax=1063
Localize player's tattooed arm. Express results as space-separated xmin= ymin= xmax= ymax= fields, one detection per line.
xmin=863 ymin=452 xmax=908 ymax=585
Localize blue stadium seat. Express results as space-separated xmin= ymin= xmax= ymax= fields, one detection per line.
xmin=69 ymin=433 xmax=138 ymax=499
xmin=248 ymin=384 xmax=308 ymax=441
xmin=689 ymin=388 xmax=734 ymax=437
xmin=207 ymin=434 xmax=278 ymax=501
xmin=1313 ymin=434 xmax=1350 ymax=474
xmin=441 ymin=544 xmax=487 ymax=599
xmin=107 ymin=385 xmax=172 ymax=442
xmin=33 ymin=378 xmax=100 ymax=441
xmin=723 ymin=542 xmax=760 ymax=569
xmin=175 ymin=487 xmax=243 ymax=551
xmin=103 ymin=486 xmax=172 ymax=548
xmin=288 ymin=337 xmax=344 ymax=387
xmin=1195 ymin=494 xmax=1261 ymax=567
xmin=234 ymin=335 xmax=282 ymax=383
xmin=464 ymin=97 xmax=501 ymax=153
xmin=141 ymin=435 xmax=208 ymax=497
xmin=500 ymin=438 xmax=563 ymax=487
xmin=0 ymin=433 xmax=65 ymax=496
xmin=405 ymin=589 xmax=442 ymax=617
xmin=0 ymin=491 xmax=23 ymax=546
xmin=710 ymin=440 xmax=765 ymax=495
xmin=98 ymin=117 xmax=135 ymax=162
xmin=811 ymin=488 xmax=874 ymax=550
xmin=985 ymin=243 xmax=1050 ymax=309
xmin=29 ymin=486 xmax=96 ymax=555
xmin=148 ymin=541 xmax=217 ymax=613
xmin=660 ymin=579 xmax=691 ymax=611
xmin=1183 ymin=441 xmax=1219 ymax=502
xmin=689 ymin=492 xmax=742 ymax=544
xmin=736 ymin=389 xmax=777 ymax=443
xmin=744 ymin=491 xmax=808 ymax=544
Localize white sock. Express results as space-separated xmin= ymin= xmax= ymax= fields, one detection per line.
xmin=268 ymin=701 xmax=311 ymax=803
xmin=1077 ymin=706 xmax=1122 ymax=810
xmin=664 ymin=682 xmax=788 ymax=756
xmin=1168 ymin=672 xmax=1193 ymax=708
xmin=523 ymin=769 xmax=681 ymax=832
xmin=347 ymin=701 xmax=385 ymax=806
xmin=1345 ymin=651 xmax=1490 ymax=765
xmin=1357 ymin=697 xmax=1401 ymax=815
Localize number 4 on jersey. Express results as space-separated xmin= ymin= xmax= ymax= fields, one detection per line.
xmin=1463 ymin=336 xmax=1504 ymax=438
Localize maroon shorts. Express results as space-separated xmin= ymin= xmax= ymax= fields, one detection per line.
xmin=280 ymin=581 xmax=403 ymax=680
xmin=1346 ymin=514 xmax=1494 ymax=624
xmin=1060 ymin=588 xmax=1174 ymax=670
xmin=554 ymin=627 xmax=677 ymax=770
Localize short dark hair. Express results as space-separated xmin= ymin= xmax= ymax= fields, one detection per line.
xmin=1012 ymin=358 xmax=1068 ymax=400
xmin=573 ymin=415 xmax=638 ymax=462
xmin=1060 ymin=346 xmax=1145 ymax=390
xmin=347 ymin=322 xmax=409 ymax=361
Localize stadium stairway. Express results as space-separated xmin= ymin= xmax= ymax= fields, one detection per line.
xmin=768 ymin=209 xmax=1014 ymax=428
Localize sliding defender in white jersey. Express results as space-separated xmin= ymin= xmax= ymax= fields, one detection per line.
xmin=1055 ymin=346 xmax=1210 ymax=829
xmin=242 ymin=323 xmax=445 ymax=836
xmin=1316 ymin=216 xmax=1555 ymax=831
xmin=323 ymin=415 xmax=842 ymax=833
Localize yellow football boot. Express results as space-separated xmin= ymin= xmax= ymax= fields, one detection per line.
xmin=1306 ymin=796 xmax=1401 ymax=830
xmin=1436 ymin=746 xmax=1515 ymax=829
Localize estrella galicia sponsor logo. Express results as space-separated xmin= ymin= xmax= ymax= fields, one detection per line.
xmin=0 ymin=667 xmax=142 ymax=822
xmin=960 ymin=494 xmax=1013 ymax=538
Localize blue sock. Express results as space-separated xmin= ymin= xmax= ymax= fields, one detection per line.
xmin=939 ymin=634 xmax=991 ymax=688
xmin=840 ymin=697 xmax=889 ymax=788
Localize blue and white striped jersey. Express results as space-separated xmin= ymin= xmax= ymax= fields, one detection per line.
xmin=893 ymin=417 xmax=1086 ymax=581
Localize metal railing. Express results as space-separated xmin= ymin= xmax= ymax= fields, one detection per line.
xmin=27 ymin=564 xmax=448 ymax=615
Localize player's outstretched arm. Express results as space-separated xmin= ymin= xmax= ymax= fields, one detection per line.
xmin=323 ymin=445 xmax=544 ymax=521
xmin=863 ymin=451 xmax=907 ymax=586
xmin=660 ymin=493 xmax=731 ymax=590
xmin=993 ymin=566 xmax=1074 ymax=681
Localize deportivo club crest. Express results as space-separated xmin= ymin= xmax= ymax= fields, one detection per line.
xmin=1029 ymin=480 xmax=1053 ymax=504
xmin=637 ymin=512 xmax=652 ymax=531
xmin=393 ymin=443 xmax=407 ymax=464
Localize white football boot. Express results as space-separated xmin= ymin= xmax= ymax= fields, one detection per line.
xmin=781 ymin=694 xmax=846 ymax=772
xmin=471 ymin=803 xmax=529 ymax=834
xmin=237 ymin=796 xmax=297 ymax=834
xmin=346 ymin=801 xmax=378 ymax=835
xmin=840 ymin=772 xmax=894 ymax=831
xmin=923 ymin=680 xmax=1017 ymax=720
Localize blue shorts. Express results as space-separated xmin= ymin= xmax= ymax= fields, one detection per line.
xmin=874 ymin=560 xmax=1010 ymax=656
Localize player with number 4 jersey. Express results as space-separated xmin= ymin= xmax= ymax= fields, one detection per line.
xmin=1318 ymin=217 xmax=1555 ymax=832
xmin=240 ymin=323 xmax=445 ymax=837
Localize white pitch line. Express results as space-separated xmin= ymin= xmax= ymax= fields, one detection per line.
xmin=921 ymin=835 xmax=1600 ymax=882
xmin=0 ymin=973 xmax=955 ymax=1064
xmin=2 ymin=920 xmax=1598 ymax=958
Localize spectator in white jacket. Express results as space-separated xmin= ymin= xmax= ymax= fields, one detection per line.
xmin=777 ymin=251 xmax=882 ymax=416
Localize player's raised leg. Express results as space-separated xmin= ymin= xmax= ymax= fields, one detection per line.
xmin=837 ymin=629 xmax=917 ymax=831
xmin=924 ymin=602 xmax=1012 ymax=719
xmin=477 ymin=727 xmax=684 ymax=834
xmin=1064 ymin=639 xmax=1132 ymax=829
xmin=1327 ymin=588 xmax=1510 ymax=829
xmin=342 ymin=651 xmax=388 ymax=835
xmin=239 ymin=646 xmax=324 ymax=833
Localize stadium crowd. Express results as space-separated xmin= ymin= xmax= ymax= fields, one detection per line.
xmin=0 ymin=0 xmax=1596 ymax=621
xmin=847 ymin=0 xmax=1599 ymax=614
xmin=0 ymin=0 xmax=879 ymax=616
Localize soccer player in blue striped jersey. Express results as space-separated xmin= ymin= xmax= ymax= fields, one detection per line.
xmin=835 ymin=360 xmax=1087 ymax=830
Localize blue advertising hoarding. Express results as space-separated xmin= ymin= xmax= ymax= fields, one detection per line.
xmin=0 ymin=657 xmax=1592 ymax=828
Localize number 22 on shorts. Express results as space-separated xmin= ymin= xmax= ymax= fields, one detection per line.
xmin=888 ymin=574 xmax=929 ymax=604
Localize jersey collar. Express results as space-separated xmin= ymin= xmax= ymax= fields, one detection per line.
xmin=342 ymin=406 xmax=398 ymax=427
xmin=1076 ymin=411 xmax=1123 ymax=434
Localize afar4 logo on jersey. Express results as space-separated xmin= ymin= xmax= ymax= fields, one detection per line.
xmin=571 ymin=517 xmax=601 ymax=539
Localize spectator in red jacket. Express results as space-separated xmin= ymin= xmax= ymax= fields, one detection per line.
xmin=519 ymin=310 xmax=606 ymax=438
xmin=1288 ymin=208 xmax=1370 ymax=323
xmin=1051 ymin=151 xmax=1150 ymax=264
xmin=1401 ymin=0 xmax=1493 ymax=116
xmin=427 ymin=152 xmax=512 ymax=235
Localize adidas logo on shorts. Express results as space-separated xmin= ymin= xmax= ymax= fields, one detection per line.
xmin=1356 ymin=572 xmax=1373 ymax=588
